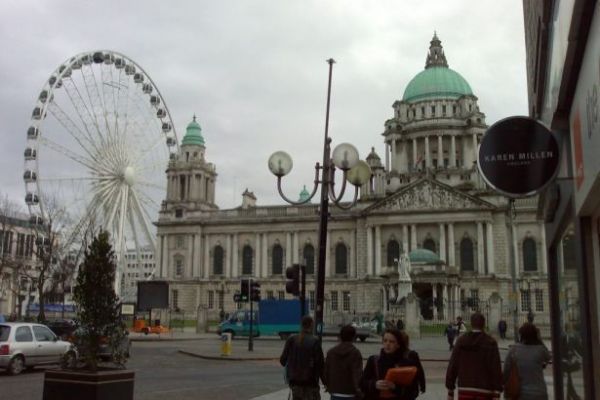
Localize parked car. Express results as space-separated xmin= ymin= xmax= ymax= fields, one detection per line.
xmin=322 ymin=323 xmax=371 ymax=342
xmin=46 ymin=319 xmax=78 ymax=340
xmin=67 ymin=328 xmax=131 ymax=362
xmin=0 ymin=322 xmax=76 ymax=375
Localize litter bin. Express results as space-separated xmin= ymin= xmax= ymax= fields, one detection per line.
xmin=221 ymin=332 xmax=232 ymax=356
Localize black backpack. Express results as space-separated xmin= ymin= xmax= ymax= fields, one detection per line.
xmin=286 ymin=335 xmax=318 ymax=384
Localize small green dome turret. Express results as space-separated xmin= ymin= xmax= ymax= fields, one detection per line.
xmin=182 ymin=115 xmax=205 ymax=146
xmin=298 ymin=185 xmax=311 ymax=203
xmin=409 ymin=248 xmax=443 ymax=264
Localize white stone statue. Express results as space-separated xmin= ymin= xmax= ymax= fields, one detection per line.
xmin=396 ymin=253 xmax=413 ymax=303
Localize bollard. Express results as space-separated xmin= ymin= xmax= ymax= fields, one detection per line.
xmin=221 ymin=332 xmax=232 ymax=356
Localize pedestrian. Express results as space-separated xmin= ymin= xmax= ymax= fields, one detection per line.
xmin=497 ymin=320 xmax=507 ymax=340
xmin=361 ymin=328 xmax=424 ymax=400
xmin=503 ymin=323 xmax=551 ymax=400
xmin=444 ymin=321 xmax=456 ymax=350
xmin=396 ymin=319 xmax=404 ymax=331
xmin=527 ymin=310 xmax=535 ymax=323
xmin=280 ymin=315 xmax=325 ymax=400
xmin=455 ymin=316 xmax=467 ymax=336
xmin=399 ymin=331 xmax=426 ymax=397
xmin=323 ymin=325 xmax=364 ymax=400
xmin=445 ymin=312 xmax=502 ymax=400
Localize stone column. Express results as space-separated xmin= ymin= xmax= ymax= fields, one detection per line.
xmin=157 ymin=235 xmax=165 ymax=278
xmin=472 ymin=134 xmax=478 ymax=165
xmin=448 ymin=223 xmax=455 ymax=266
xmin=439 ymin=223 xmax=446 ymax=262
xmin=512 ymin=224 xmax=520 ymax=274
xmin=443 ymin=284 xmax=448 ymax=321
xmin=391 ymin=140 xmax=397 ymax=171
xmin=286 ymin=232 xmax=292 ymax=267
xmin=232 ymin=234 xmax=238 ymax=278
xmin=425 ymin=136 xmax=431 ymax=168
xmin=350 ymin=230 xmax=356 ymax=278
xmin=412 ymin=139 xmax=418 ymax=169
xmin=486 ymin=222 xmax=495 ymax=275
xmin=437 ymin=135 xmax=443 ymax=167
xmin=477 ymin=222 xmax=484 ymax=274
xmin=411 ymin=224 xmax=417 ymax=251
xmin=450 ymin=135 xmax=456 ymax=167
xmin=225 ymin=235 xmax=231 ymax=278
xmin=194 ymin=231 xmax=202 ymax=277
xmin=367 ymin=226 xmax=373 ymax=275
xmin=539 ymin=222 xmax=548 ymax=275
xmin=375 ymin=225 xmax=382 ymax=276
xmin=255 ymin=233 xmax=261 ymax=278
xmin=262 ymin=233 xmax=268 ymax=277
xmin=293 ymin=232 xmax=299 ymax=264
xmin=402 ymin=225 xmax=409 ymax=254
xmin=203 ymin=235 xmax=210 ymax=278
xmin=385 ymin=142 xmax=390 ymax=171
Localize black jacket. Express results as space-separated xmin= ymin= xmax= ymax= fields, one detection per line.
xmin=324 ymin=341 xmax=364 ymax=397
xmin=361 ymin=349 xmax=425 ymax=400
xmin=280 ymin=333 xmax=324 ymax=387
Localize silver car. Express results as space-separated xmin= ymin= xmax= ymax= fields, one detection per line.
xmin=0 ymin=322 xmax=76 ymax=375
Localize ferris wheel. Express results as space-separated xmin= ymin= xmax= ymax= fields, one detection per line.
xmin=23 ymin=50 xmax=178 ymax=295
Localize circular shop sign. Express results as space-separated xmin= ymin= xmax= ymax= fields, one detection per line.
xmin=477 ymin=116 xmax=560 ymax=198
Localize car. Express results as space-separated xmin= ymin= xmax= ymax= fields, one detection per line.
xmin=0 ymin=322 xmax=76 ymax=375
xmin=67 ymin=328 xmax=131 ymax=362
xmin=321 ymin=323 xmax=371 ymax=342
xmin=46 ymin=319 xmax=77 ymax=340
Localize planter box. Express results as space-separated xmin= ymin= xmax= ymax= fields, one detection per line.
xmin=43 ymin=369 xmax=134 ymax=400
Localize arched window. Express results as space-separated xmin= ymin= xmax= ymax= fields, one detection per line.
xmin=213 ymin=245 xmax=224 ymax=275
xmin=387 ymin=240 xmax=400 ymax=266
xmin=272 ymin=244 xmax=283 ymax=275
xmin=460 ymin=238 xmax=474 ymax=272
xmin=174 ymin=257 xmax=184 ymax=277
xmin=242 ymin=245 xmax=253 ymax=275
xmin=423 ymin=238 xmax=436 ymax=253
xmin=303 ymin=244 xmax=315 ymax=274
xmin=522 ymin=238 xmax=537 ymax=271
xmin=335 ymin=243 xmax=348 ymax=275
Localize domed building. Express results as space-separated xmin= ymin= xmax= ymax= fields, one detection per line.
xmin=155 ymin=34 xmax=550 ymax=335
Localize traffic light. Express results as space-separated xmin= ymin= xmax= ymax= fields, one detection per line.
xmin=250 ymin=281 xmax=261 ymax=302
xmin=240 ymin=279 xmax=250 ymax=302
xmin=285 ymin=264 xmax=300 ymax=296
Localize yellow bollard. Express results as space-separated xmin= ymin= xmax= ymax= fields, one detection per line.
xmin=221 ymin=332 xmax=232 ymax=356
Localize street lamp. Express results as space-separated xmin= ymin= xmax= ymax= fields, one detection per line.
xmin=268 ymin=59 xmax=372 ymax=340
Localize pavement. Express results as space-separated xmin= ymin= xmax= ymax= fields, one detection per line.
xmin=131 ymin=330 xmax=554 ymax=400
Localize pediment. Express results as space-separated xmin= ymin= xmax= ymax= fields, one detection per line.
xmin=365 ymin=178 xmax=495 ymax=214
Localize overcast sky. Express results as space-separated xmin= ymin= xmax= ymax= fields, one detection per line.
xmin=0 ymin=0 xmax=528 ymax=215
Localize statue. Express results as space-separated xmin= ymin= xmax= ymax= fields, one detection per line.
xmin=396 ymin=253 xmax=413 ymax=303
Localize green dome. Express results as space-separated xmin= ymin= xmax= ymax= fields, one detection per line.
xmin=182 ymin=116 xmax=205 ymax=146
xmin=298 ymin=185 xmax=311 ymax=202
xmin=402 ymin=66 xmax=472 ymax=103
xmin=409 ymin=248 xmax=442 ymax=264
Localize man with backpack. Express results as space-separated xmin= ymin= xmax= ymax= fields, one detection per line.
xmin=280 ymin=315 xmax=325 ymax=400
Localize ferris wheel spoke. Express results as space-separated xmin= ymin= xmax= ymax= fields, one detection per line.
xmin=80 ymin=64 xmax=113 ymax=147
xmin=114 ymin=68 xmax=130 ymax=140
xmin=105 ymin=185 xmax=125 ymax=231
xmin=62 ymin=77 xmax=105 ymax=154
xmin=130 ymin=189 xmax=156 ymax=252
xmin=134 ymin=188 xmax=161 ymax=210
xmin=115 ymin=186 xmax=129 ymax=257
xmin=130 ymin=133 xmax=166 ymax=166
xmin=136 ymin=180 xmax=165 ymax=192
xmin=38 ymin=136 xmax=100 ymax=173
xmin=134 ymin=158 xmax=169 ymax=176
xmin=47 ymin=101 xmax=103 ymax=162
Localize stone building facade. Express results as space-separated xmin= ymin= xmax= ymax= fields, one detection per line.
xmin=155 ymin=35 xmax=551 ymax=332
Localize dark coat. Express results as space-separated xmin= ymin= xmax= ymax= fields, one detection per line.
xmin=324 ymin=341 xmax=364 ymax=398
xmin=280 ymin=333 xmax=324 ymax=387
xmin=445 ymin=331 xmax=502 ymax=394
xmin=361 ymin=349 xmax=425 ymax=400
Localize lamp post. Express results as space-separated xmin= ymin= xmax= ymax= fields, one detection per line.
xmin=268 ymin=59 xmax=372 ymax=340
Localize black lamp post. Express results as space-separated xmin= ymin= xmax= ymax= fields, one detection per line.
xmin=268 ymin=59 xmax=372 ymax=340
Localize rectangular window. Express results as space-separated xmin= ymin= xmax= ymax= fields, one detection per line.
xmin=267 ymin=290 xmax=274 ymax=300
xmin=218 ymin=291 xmax=224 ymax=310
xmin=431 ymin=106 xmax=435 ymax=114
xmin=421 ymin=107 xmax=425 ymax=117
xmin=330 ymin=291 xmax=338 ymax=311
xmin=342 ymin=291 xmax=351 ymax=311
xmin=172 ymin=289 xmax=179 ymax=309
xmin=175 ymin=259 xmax=183 ymax=276
xmin=521 ymin=289 xmax=531 ymax=312
xmin=535 ymin=289 xmax=544 ymax=312
xmin=208 ymin=290 xmax=214 ymax=309
xmin=442 ymin=105 xmax=447 ymax=114
xmin=470 ymin=289 xmax=479 ymax=310
xmin=453 ymin=105 xmax=457 ymax=114
xmin=309 ymin=290 xmax=315 ymax=311
xmin=278 ymin=290 xmax=285 ymax=300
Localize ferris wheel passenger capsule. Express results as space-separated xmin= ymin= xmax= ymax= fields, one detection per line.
xmin=25 ymin=193 xmax=39 ymax=205
xmin=103 ymin=53 xmax=114 ymax=64
xmin=23 ymin=170 xmax=37 ymax=182
xmin=24 ymin=148 xmax=37 ymax=160
xmin=142 ymin=83 xmax=153 ymax=94
xmin=39 ymin=90 xmax=48 ymax=103
xmin=150 ymin=95 xmax=160 ymax=106
xmin=29 ymin=215 xmax=44 ymax=226
xmin=169 ymin=153 xmax=177 ymax=160
xmin=27 ymin=127 xmax=39 ymax=139
xmin=48 ymin=76 xmax=57 ymax=86
xmin=114 ymin=57 xmax=125 ymax=68
xmin=156 ymin=108 xmax=166 ymax=118
xmin=80 ymin=54 xmax=92 ymax=65
xmin=166 ymin=137 xmax=176 ymax=147
xmin=161 ymin=122 xmax=171 ymax=133
xmin=125 ymin=64 xmax=136 ymax=75
xmin=133 ymin=73 xmax=144 ymax=83
xmin=71 ymin=60 xmax=82 ymax=70
xmin=32 ymin=108 xmax=43 ymax=120
xmin=92 ymin=52 xmax=104 ymax=63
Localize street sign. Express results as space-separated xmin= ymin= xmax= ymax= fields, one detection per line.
xmin=478 ymin=116 xmax=560 ymax=197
